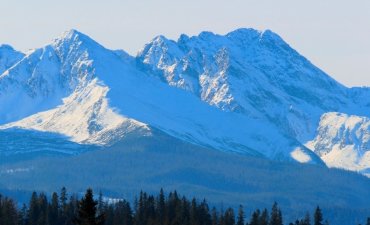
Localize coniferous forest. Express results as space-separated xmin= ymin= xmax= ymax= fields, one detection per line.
xmin=0 ymin=188 xmax=369 ymax=225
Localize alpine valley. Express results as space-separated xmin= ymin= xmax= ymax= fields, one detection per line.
xmin=0 ymin=29 xmax=369 ymax=225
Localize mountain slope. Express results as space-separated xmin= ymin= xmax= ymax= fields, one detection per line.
xmin=0 ymin=132 xmax=369 ymax=225
xmin=0 ymin=45 xmax=67 ymax=123
xmin=137 ymin=29 xmax=355 ymax=141
xmin=0 ymin=28 xmax=369 ymax=171
xmin=306 ymin=112 xmax=370 ymax=176
xmin=0 ymin=30 xmax=322 ymax=164
xmin=136 ymin=28 xmax=370 ymax=173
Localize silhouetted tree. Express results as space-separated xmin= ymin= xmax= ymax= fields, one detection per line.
xmin=259 ymin=208 xmax=269 ymax=225
xmin=237 ymin=205 xmax=245 ymax=225
xmin=224 ymin=208 xmax=235 ymax=225
xmin=249 ymin=209 xmax=260 ymax=225
xmin=314 ymin=207 xmax=323 ymax=225
xmin=75 ymin=188 xmax=104 ymax=225
xmin=269 ymin=202 xmax=282 ymax=225
xmin=48 ymin=192 xmax=59 ymax=225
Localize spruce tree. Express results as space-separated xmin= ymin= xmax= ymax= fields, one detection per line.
xmin=0 ymin=197 xmax=18 ymax=225
xmin=224 ymin=208 xmax=235 ymax=225
xmin=18 ymin=203 xmax=28 ymax=225
xmin=190 ymin=198 xmax=199 ymax=225
xmin=303 ymin=212 xmax=311 ymax=225
xmin=0 ymin=195 xmax=3 ymax=225
xmin=259 ymin=209 xmax=269 ymax=225
xmin=249 ymin=209 xmax=260 ymax=225
xmin=48 ymin=192 xmax=59 ymax=225
xmin=366 ymin=217 xmax=370 ymax=225
xmin=211 ymin=207 xmax=219 ymax=225
xmin=200 ymin=199 xmax=212 ymax=225
xmin=314 ymin=207 xmax=323 ymax=225
xmin=97 ymin=191 xmax=105 ymax=216
xmin=75 ymin=188 xmax=104 ymax=225
xmin=60 ymin=187 xmax=68 ymax=210
xmin=157 ymin=188 xmax=166 ymax=225
xmin=179 ymin=197 xmax=190 ymax=225
xmin=59 ymin=187 xmax=68 ymax=225
xmin=28 ymin=192 xmax=40 ymax=225
xmin=37 ymin=193 xmax=48 ymax=225
xmin=237 ymin=205 xmax=245 ymax=225
xmin=269 ymin=202 xmax=283 ymax=225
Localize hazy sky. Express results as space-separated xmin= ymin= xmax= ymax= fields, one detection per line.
xmin=1 ymin=0 xmax=369 ymax=87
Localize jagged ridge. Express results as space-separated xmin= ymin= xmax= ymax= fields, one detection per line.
xmin=1 ymin=28 xmax=370 ymax=173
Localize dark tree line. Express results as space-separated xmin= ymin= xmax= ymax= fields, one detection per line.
xmin=0 ymin=188 xmax=368 ymax=225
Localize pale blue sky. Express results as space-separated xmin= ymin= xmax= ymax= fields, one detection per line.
xmin=1 ymin=0 xmax=369 ymax=87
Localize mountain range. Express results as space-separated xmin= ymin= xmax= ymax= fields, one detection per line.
xmin=0 ymin=28 xmax=370 ymax=225
xmin=0 ymin=28 xmax=369 ymax=175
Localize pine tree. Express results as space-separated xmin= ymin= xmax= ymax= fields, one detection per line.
xmin=48 ymin=192 xmax=59 ymax=225
xmin=0 ymin=194 xmax=3 ymax=225
xmin=314 ymin=207 xmax=323 ymax=225
xmin=219 ymin=208 xmax=225 ymax=225
xmin=97 ymin=191 xmax=105 ymax=216
xmin=225 ymin=208 xmax=235 ymax=225
xmin=224 ymin=208 xmax=235 ymax=225
xmin=75 ymin=188 xmax=104 ymax=225
xmin=67 ymin=194 xmax=79 ymax=224
xmin=259 ymin=209 xmax=269 ymax=225
xmin=211 ymin=207 xmax=219 ymax=225
xmin=18 ymin=204 xmax=28 ymax=225
xmin=157 ymin=188 xmax=166 ymax=225
xmin=303 ymin=212 xmax=311 ymax=225
xmin=249 ymin=209 xmax=260 ymax=225
xmin=59 ymin=187 xmax=68 ymax=225
xmin=60 ymin=187 xmax=68 ymax=210
xmin=237 ymin=205 xmax=245 ymax=225
xmin=0 ymin=197 xmax=18 ymax=225
xmin=37 ymin=193 xmax=49 ymax=225
xmin=28 ymin=192 xmax=40 ymax=225
xmin=269 ymin=202 xmax=283 ymax=225
xmin=112 ymin=200 xmax=133 ymax=225
xmin=199 ymin=199 xmax=212 ymax=225
xmin=190 ymin=198 xmax=199 ymax=225
xmin=366 ymin=217 xmax=370 ymax=225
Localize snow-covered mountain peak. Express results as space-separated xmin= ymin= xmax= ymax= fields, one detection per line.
xmin=52 ymin=29 xmax=107 ymax=64
xmin=0 ymin=29 xmax=114 ymax=124
xmin=0 ymin=44 xmax=24 ymax=75
xmin=226 ymin=27 xmax=263 ymax=39
xmin=137 ymin=28 xmax=351 ymax=140
xmin=53 ymin=29 xmax=94 ymax=46
xmin=197 ymin=31 xmax=218 ymax=40
xmin=0 ymin=44 xmax=16 ymax=52
xmin=138 ymin=35 xmax=184 ymax=71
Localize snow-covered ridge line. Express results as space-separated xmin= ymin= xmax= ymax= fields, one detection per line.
xmin=0 ymin=28 xmax=369 ymax=174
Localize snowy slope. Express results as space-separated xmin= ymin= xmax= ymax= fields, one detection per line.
xmin=306 ymin=112 xmax=370 ymax=177
xmin=0 ymin=30 xmax=322 ymax=164
xmin=136 ymin=28 xmax=370 ymax=174
xmin=0 ymin=45 xmax=67 ymax=123
xmin=137 ymin=29 xmax=355 ymax=142
xmin=1 ymin=28 xmax=370 ymax=172
xmin=0 ymin=44 xmax=24 ymax=75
